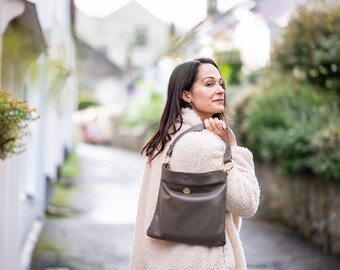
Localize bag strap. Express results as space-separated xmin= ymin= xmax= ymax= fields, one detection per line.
xmin=164 ymin=123 xmax=233 ymax=170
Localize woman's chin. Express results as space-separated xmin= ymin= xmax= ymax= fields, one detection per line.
xmin=213 ymin=106 xmax=225 ymax=114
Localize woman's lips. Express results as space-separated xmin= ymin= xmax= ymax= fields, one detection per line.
xmin=213 ymin=99 xmax=224 ymax=103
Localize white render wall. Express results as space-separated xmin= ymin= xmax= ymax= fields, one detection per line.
xmin=0 ymin=0 xmax=77 ymax=269
xmin=0 ymin=158 xmax=23 ymax=270
xmin=34 ymin=0 xmax=78 ymax=171
xmin=0 ymin=2 xmax=28 ymax=269
xmin=234 ymin=8 xmax=271 ymax=71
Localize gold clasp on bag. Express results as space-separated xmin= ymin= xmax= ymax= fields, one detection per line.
xmin=164 ymin=155 xmax=171 ymax=164
xmin=183 ymin=187 xmax=190 ymax=195
xmin=222 ymin=159 xmax=234 ymax=172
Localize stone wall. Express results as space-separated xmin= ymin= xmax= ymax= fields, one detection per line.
xmin=255 ymin=163 xmax=340 ymax=255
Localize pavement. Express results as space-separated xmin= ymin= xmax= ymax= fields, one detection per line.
xmin=31 ymin=143 xmax=340 ymax=270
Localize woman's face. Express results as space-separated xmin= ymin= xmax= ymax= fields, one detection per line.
xmin=183 ymin=63 xmax=225 ymax=121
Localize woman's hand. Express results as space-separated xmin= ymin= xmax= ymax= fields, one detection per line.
xmin=204 ymin=118 xmax=238 ymax=146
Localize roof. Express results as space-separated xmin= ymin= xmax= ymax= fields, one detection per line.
xmin=251 ymin=0 xmax=305 ymax=23
xmin=106 ymin=0 xmax=166 ymax=25
xmin=76 ymin=36 xmax=123 ymax=78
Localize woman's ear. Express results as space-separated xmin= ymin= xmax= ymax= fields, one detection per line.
xmin=182 ymin=90 xmax=191 ymax=103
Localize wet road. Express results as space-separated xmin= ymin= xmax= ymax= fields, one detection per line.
xmin=31 ymin=143 xmax=340 ymax=270
xmin=31 ymin=144 xmax=145 ymax=270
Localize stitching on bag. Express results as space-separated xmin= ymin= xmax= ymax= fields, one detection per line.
xmin=222 ymin=246 xmax=227 ymax=267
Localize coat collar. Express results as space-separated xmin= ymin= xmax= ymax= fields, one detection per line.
xmin=180 ymin=108 xmax=202 ymax=127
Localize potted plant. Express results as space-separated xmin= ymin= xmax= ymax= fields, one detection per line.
xmin=0 ymin=88 xmax=39 ymax=160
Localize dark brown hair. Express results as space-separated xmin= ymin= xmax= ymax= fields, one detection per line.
xmin=141 ymin=57 xmax=229 ymax=160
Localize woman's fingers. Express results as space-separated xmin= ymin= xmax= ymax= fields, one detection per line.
xmin=221 ymin=121 xmax=227 ymax=130
xmin=205 ymin=118 xmax=216 ymax=132
xmin=209 ymin=118 xmax=218 ymax=131
xmin=205 ymin=118 xmax=225 ymax=131
xmin=204 ymin=118 xmax=230 ymax=143
xmin=204 ymin=119 xmax=212 ymax=131
xmin=214 ymin=118 xmax=223 ymax=130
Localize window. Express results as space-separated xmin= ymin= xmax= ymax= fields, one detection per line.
xmin=134 ymin=26 xmax=148 ymax=47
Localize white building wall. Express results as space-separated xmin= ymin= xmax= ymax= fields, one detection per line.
xmin=0 ymin=2 xmax=28 ymax=269
xmin=0 ymin=0 xmax=77 ymax=269
xmin=0 ymin=152 xmax=26 ymax=270
xmin=35 ymin=0 xmax=77 ymax=173
xmin=105 ymin=2 xmax=168 ymax=68
xmin=95 ymin=77 xmax=126 ymax=106
xmin=234 ymin=8 xmax=271 ymax=71
xmin=76 ymin=13 xmax=103 ymax=48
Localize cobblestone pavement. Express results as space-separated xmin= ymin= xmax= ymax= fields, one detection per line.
xmin=31 ymin=143 xmax=340 ymax=270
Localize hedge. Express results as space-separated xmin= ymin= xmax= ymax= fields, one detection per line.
xmin=272 ymin=3 xmax=340 ymax=92
xmin=238 ymin=72 xmax=340 ymax=181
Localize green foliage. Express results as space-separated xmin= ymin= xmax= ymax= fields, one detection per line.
xmin=218 ymin=64 xmax=232 ymax=84
xmin=244 ymin=68 xmax=266 ymax=84
xmin=123 ymin=90 xmax=164 ymax=130
xmin=78 ymin=91 xmax=100 ymax=110
xmin=215 ymin=50 xmax=242 ymax=85
xmin=60 ymin=153 xmax=79 ymax=179
xmin=50 ymin=182 xmax=71 ymax=207
xmin=238 ymin=73 xmax=340 ymax=181
xmin=238 ymin=2 xmax=340 ymax=182
xmin=0 ymin=89 xmax=39 ymax=160
xmin=273 ymin=3 xmax=340 ymax=92
xmin=215 ymin=50 xmax=242 ymax=65
xmin=32 ymin=239 xmax=60 ymax=259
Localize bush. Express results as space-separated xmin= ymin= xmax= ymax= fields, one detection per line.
xmin=215 ymin=50 xmax=242 ymax=85
xmin=78 ymin=91 xmax=100 ymax=110
xmin=238 ymin=73 xmax=340 ymax=181
xmin=0 ymin=89 xmax=39 ymax=160
xmin=122 ymin=90 xmax=164 ymax=130
xmin=272 ymin=3 xmax=340 ymax=92
xmin=60 ymin=153 xmax=79 ymax=180
xmin=59 ymin=152 xmax=79 ymax=187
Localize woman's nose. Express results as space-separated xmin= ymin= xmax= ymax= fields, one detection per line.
xmin=216 ymin=84 xmax=225 ymax=94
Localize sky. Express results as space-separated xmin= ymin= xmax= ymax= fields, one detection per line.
xmin=74 ymin=0 xmax=242 ymax=30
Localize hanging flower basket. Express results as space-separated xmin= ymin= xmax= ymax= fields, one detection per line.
xmin=0 ymin=88 xmax=39 ymax=160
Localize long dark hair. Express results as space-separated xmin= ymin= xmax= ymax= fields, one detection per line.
xmin=141 ymin=57 xmax=229 ymax=160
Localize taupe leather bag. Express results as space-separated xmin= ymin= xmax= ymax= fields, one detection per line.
xmin=147 ymin=123 xmax=234 ymax=246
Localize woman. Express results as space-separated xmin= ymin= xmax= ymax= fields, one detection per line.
xmin=130 ymin=57 xmax=260 ymax=269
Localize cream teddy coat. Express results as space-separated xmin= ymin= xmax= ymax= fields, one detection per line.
xmin=130 ymin=108 xmax=260 ymax=270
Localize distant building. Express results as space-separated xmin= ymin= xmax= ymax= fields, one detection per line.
xmin=166 ymin=0 xmax=306 ymax=71
xmin=76 ymin=37 xmax=125 ymax=106
xmin=76 ymin=0 xmax=169 ymax=79
xmin=250 ymin=0 xmax=305 ymax=57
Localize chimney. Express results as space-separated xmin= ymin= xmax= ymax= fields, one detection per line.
xmin=207 ymin=0 xmax=218 ymax=16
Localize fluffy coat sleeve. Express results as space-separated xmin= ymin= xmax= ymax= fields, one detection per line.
xmin=226 ymin=146 xmax=260 ymax=218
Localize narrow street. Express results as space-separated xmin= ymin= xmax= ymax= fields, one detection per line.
xmin=31 ymin=143 xmax=340 ymax=270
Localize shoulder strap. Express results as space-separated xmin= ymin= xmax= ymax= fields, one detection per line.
xmin=223 ymin=127 xmax=233 ymax=164
xmin=165 ymin=123 xmax=232 ymax=165
xmin=166 ymin=124 xmax=204 ymax=157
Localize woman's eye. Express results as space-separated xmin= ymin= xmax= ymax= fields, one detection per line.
xmin=206 ymin=83 xmax=213 ymax=87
